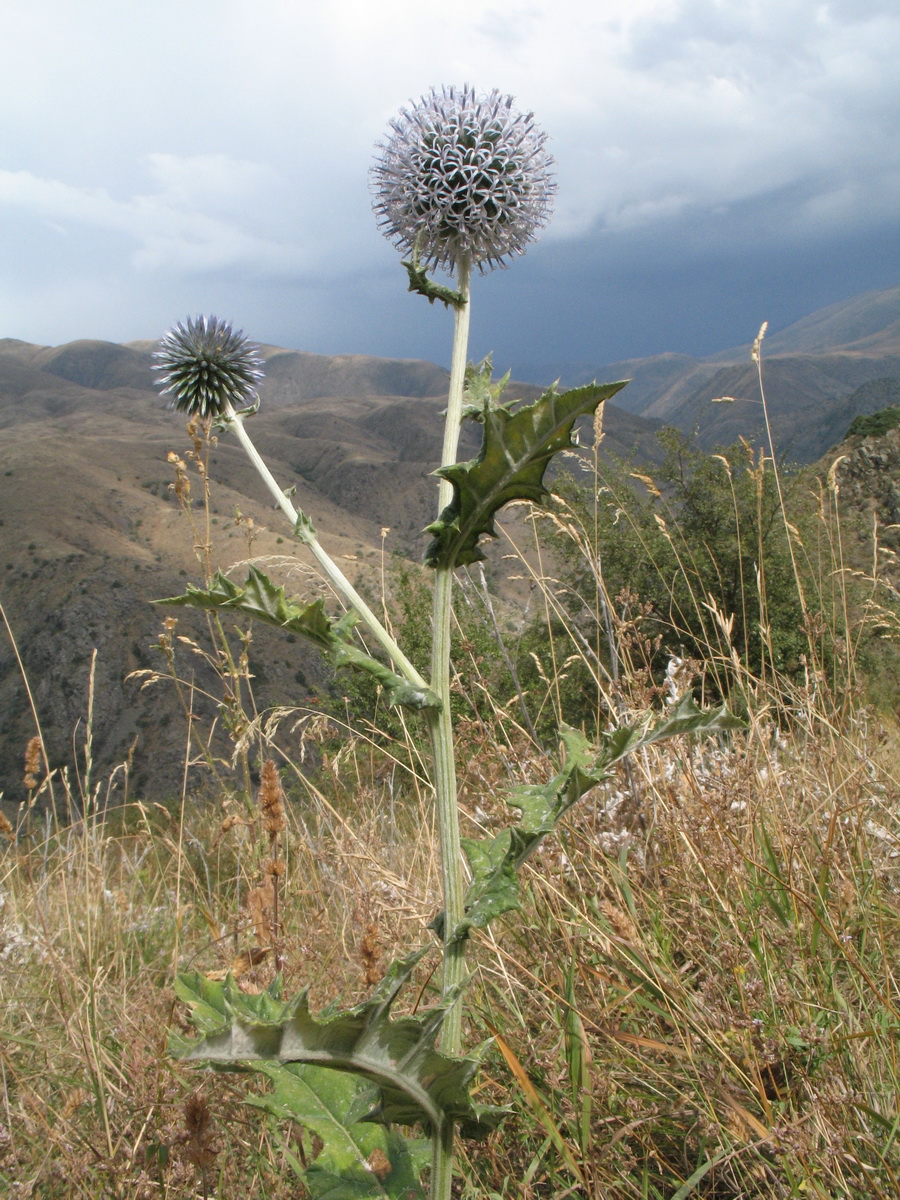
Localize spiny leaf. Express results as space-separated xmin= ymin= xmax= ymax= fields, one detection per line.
xmin=425 ymin=380 xmax=628 ymax=568
xmin=170 ymin=950 xmax=504 ymax=1139
xmin=448 ymin=727 xmax=607 ymax=941
xmin=247 ymin=1061 xmax=428 ymax=1199
xmin=401 ymin=257 xmax=466 ymax=309
xmin=294 ymin=509 xmax=317 ymax=543
xmin=155 ymin=566 xmax=438 ymax=710
xmin=448 ymin=703 xmax=744 ymax=941
xmin=597 ymin=693 xmax=746 ymax=770
xmin=440 ymin=832 xmax=519 ymax=940
xmin=460 ymin=356 xmax=512 ymax=422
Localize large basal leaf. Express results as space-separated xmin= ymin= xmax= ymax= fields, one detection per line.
xmin=156 ymin=566 xmax=438 ymax=710
xmin=424 ymin=380 xmax=628 ymax=569
xmin=450 ymin=701 xmax=744 ymax=942
xmin=248 ymin=1060 xmax=428 ymax=1199
xmin=170 ymin=949 xmax=504 ymax=1140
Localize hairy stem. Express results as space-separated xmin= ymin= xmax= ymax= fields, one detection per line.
xmin=430 ymin=1123 xmax=456 ymax=1200
xmin=428 ymin=255 xmax=471 ymax=1200
xmin=223 ymin=404 xmax=429 ymax=693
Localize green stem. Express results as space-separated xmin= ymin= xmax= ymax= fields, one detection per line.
xmin=427 ymin=254 xmax=471 ymax=1199
xmin=430 ymin=1123 xmax=456 ymax=1200
xmin=223 ymin=403 xmax=429 ymax=694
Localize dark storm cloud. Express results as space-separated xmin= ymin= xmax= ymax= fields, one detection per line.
xmin=0 ymin=0 xmax=896 ymax=364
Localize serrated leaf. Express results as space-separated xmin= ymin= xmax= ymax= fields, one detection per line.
xmin=454 ymin=832 xmax=519 ymax=936
xmin=459 ymin=356 xmax=512 ymax=422
xmin=247 ymin=1061 xmax=427 ymax=1199
xmin=448 ymin=705 xmax=744 ymax=941
xmin=600 ymin=693 xmax=745 ymax=765
xmin=170 ymin=970 xmax=231 ymax=1035
xmin=425 ymin=380 xmax=628 ymax=569
xmin=170 ymin=950 xmax=504 ymax=1139
xmin=446 ymin=728 xmax=610 ymax=941
xmin=155 ymin=566 xmax=438 ymax=710
xmin=294 ymin=509 xmax=317 ymax=543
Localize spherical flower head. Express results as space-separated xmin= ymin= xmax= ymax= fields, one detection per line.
xmin=371 ymin=85 xmax=555 ymax=273
xmin=153 ymin=315 xmax=265 ymax=418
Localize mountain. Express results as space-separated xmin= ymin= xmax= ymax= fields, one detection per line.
xmin=718 ymin=285 xmax=900 ymax=358
xmin=640 ymin=354 xmax=900 ymax=462
xmin=0 ymin=340 xmax=658 ymax=810
xmin=516 ymin=284 xmax=900 ymax=461
xmin=3 ymin=283 xmax=898 ymax=811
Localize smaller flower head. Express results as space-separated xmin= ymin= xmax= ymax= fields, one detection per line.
xmin=154 ymin=315 xmax=264 ymax=418
xmin=372 ymin=85 xmax=555 ymax=273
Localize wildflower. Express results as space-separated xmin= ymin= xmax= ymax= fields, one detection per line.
xmin=372 ymin=84 xmax=555 ymax=272
xmin=153 ymin=315 xmax=264 ymax=418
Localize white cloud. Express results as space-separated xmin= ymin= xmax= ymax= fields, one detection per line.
xmin=0 ymin=0 xmax=896 ymax=353
xmin=0 ymin=157 xmax=317 ymax=275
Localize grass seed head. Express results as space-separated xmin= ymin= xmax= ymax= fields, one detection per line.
xmin=23 ymin=736 xmax=41 ymax=790
xmin=359 ymin=919 xmax=383 ymax=988
xmin=258 ymin=758 xmax=286 ymax=835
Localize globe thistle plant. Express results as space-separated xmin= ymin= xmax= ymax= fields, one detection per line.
xmin=153 ymin=313 xmax=429 ymax=698
xmin=154 ymin=315 xmax=265 ymax=419
xmin=152 ymin=88 xmax=701 ymax=1200
xmin=371 ymin=84 xmax=555 ymax=273
xmin=375 ymin=91 xmax=558 ymax=1200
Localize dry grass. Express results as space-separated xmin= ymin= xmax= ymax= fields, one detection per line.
xmin=0 ymin=724 xmax=444 ymax=1198
xmin=3 ymin=675 xmax=898 ymax=1197
xmin=461 ymin=704 xmax=900 ymax=1197
xmin=3 ymin=408 xmax=900 ymax=1197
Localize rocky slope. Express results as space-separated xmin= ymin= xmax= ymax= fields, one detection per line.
xmin=3 ymin=282 xmax=898 ymax=814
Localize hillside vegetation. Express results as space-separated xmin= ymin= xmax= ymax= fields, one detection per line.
xmin=2 ymin=286 xmax=899 ymax=802
xmin=0 ymin=338 xmax=660 ymax=805
xmin=2 ymin=336 xmax=900 ymax=1194
xmin=2 ymin=289 xmax=900 ymax=1197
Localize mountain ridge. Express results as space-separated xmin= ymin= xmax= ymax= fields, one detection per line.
xmin=0 ymin=336 xmax=655 ymax=808
xmin=516 ymin=284 xmax=900 ymax=459
xmin=2 ymin=281 xmax=898 ymax=808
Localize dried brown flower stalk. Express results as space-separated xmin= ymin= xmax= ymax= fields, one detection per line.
xmin=23 ymin=736 xmax=42 ymax=791
xmin=257 ymin=759 xmax=286 ymax=968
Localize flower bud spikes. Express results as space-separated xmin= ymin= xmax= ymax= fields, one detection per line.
xmin=154 ymin=315 xmax=265 ymax=418
xmin=372 ymin=85 xmax=555 ymax=273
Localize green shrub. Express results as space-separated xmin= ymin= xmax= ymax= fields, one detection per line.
xmin=845 ymin=405 xmax=900 ymax=440
xmin=524 ymin=429 xmax=809 ymax=718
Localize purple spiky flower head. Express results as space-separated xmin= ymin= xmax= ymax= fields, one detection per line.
xmin=371 ymin=85 xmax=555 ymax=273
xmin=153 ymin=315 xmax=265 ymax=419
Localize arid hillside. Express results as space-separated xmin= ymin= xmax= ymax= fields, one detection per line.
xmin=0 ymin=338 xmax=657 ymax=808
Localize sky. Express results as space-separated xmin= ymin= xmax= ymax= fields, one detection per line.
xmin=1 ymin=0 xmax=898 ymax=377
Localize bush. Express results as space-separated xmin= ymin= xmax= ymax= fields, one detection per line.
xmin=845 ymin=405 xmax=900 ymax=440
xmin=514 ymin=427 xmax=886 ymax=732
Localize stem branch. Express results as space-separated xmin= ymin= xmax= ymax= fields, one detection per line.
xmin=224 ymin=405 xmax=429 ymax=693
